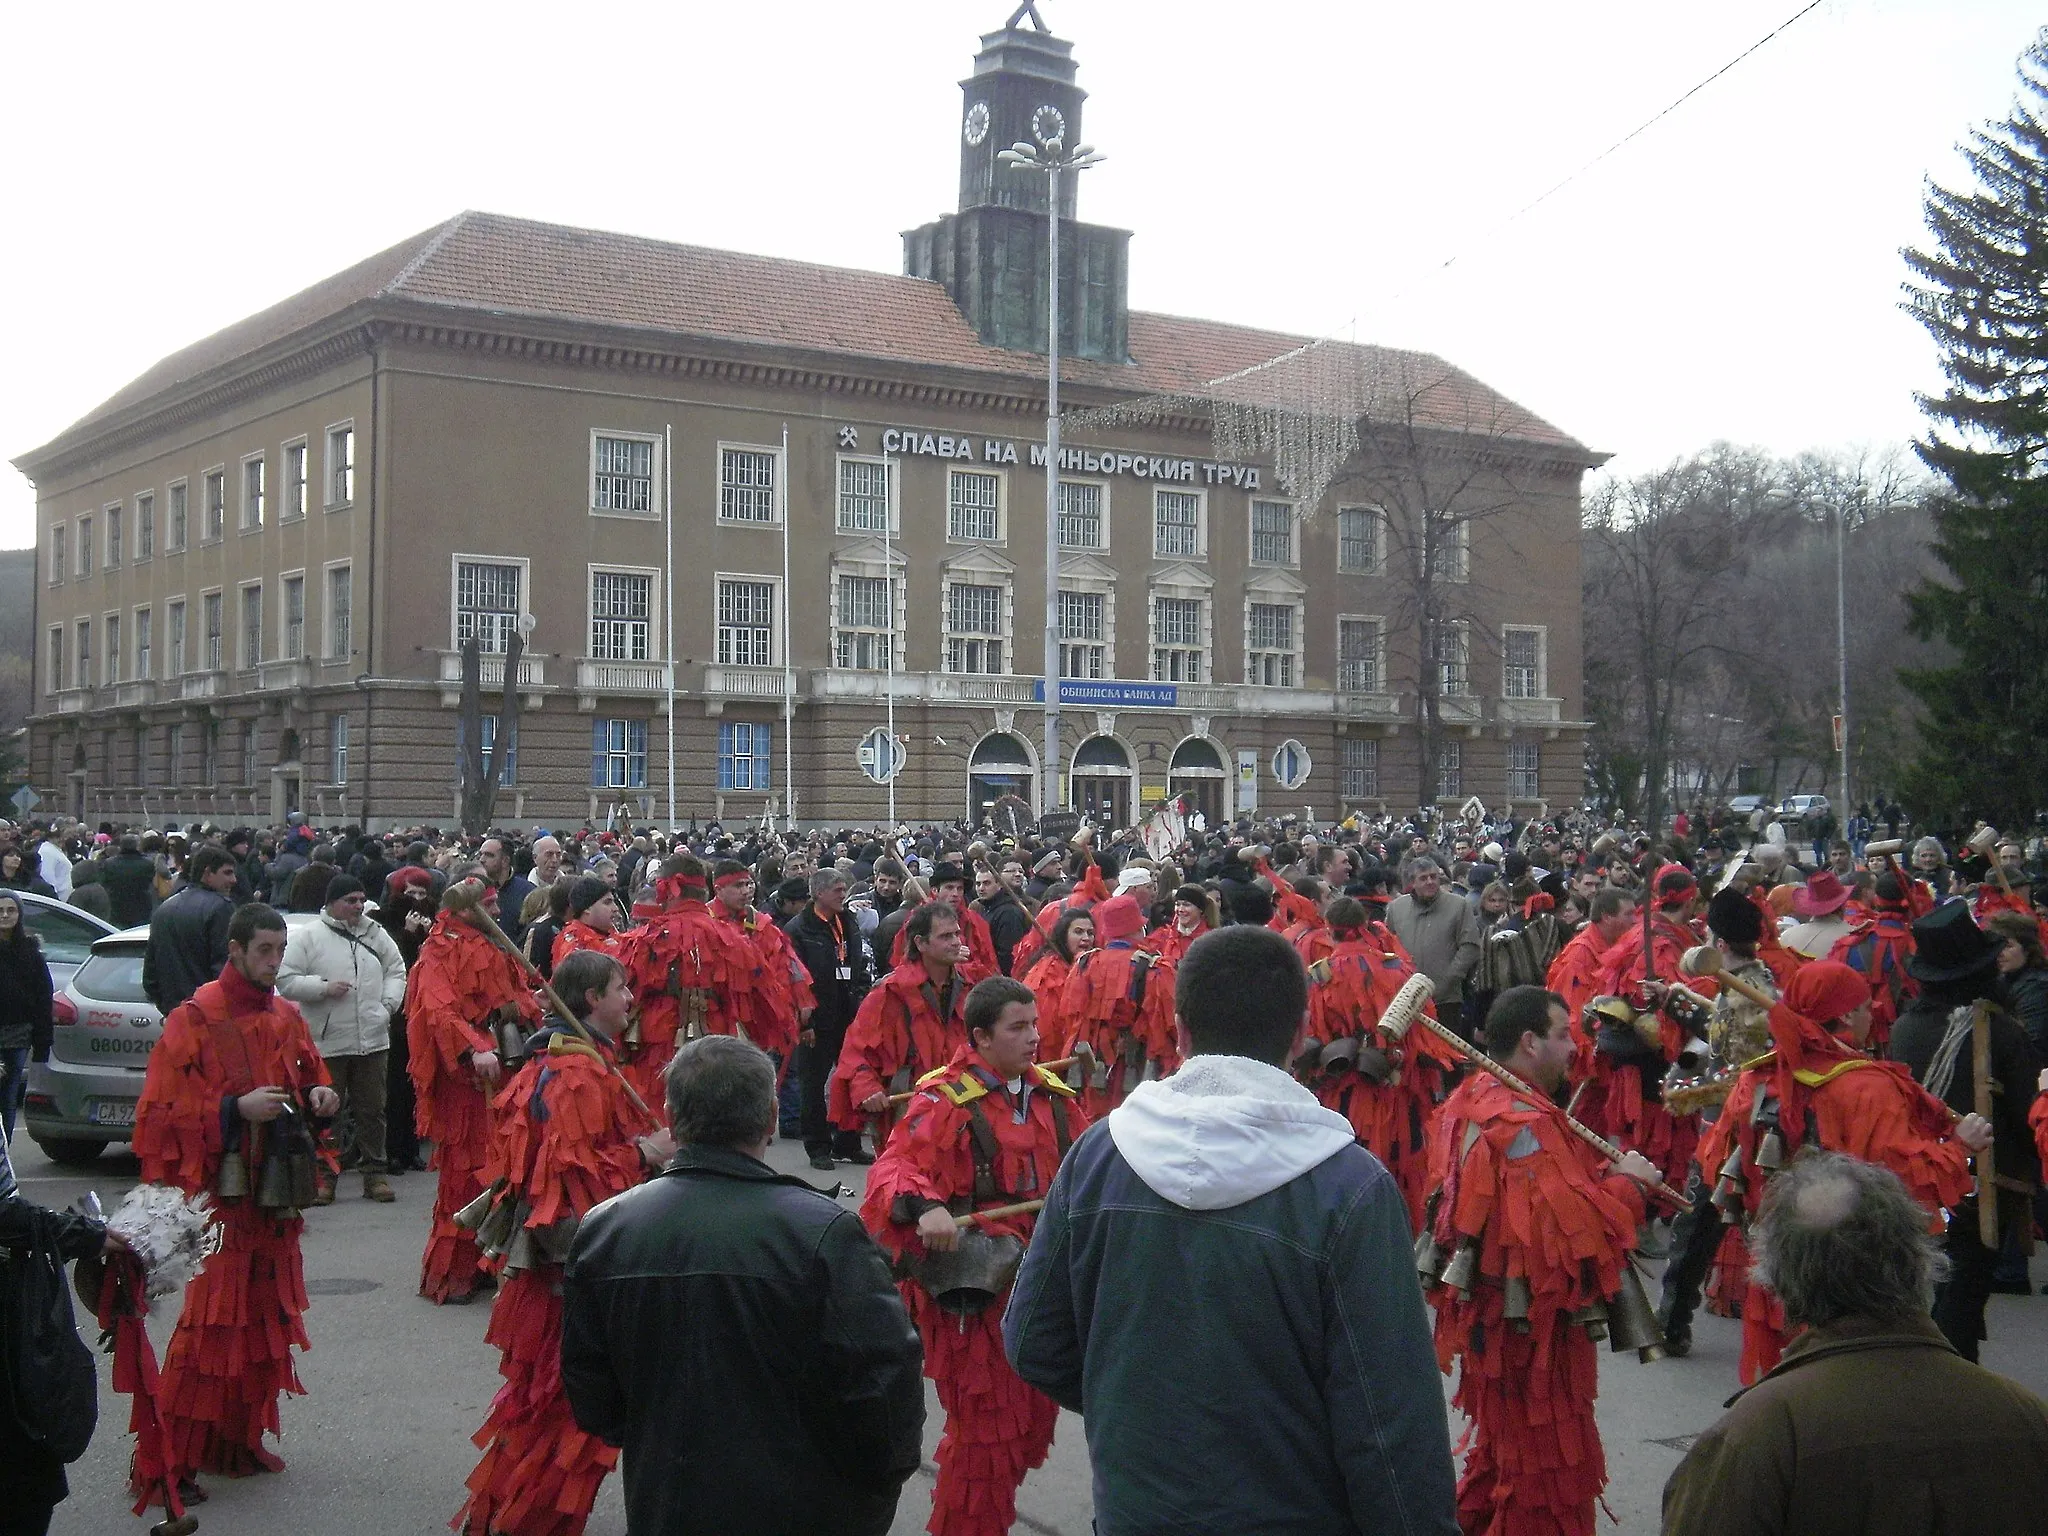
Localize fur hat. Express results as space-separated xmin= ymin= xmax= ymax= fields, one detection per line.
xmin=1705 ymin=885 xmax=1764 ymax=946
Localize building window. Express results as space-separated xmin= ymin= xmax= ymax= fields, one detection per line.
xmin=76 ymin=515 xmax=92 ymax=577
xmin=718 ymin=721 xmax=772 ymax=791
xmin=1337 ymin=506 xmax=1381 ymax=572
xmin=1247 ymin=602 xmax=1296 ymax=687
xmin=591 ymin=718 xmax=648 ymax=790
xmin=239 ymin=584 xmax=263 ymax=669
xmin=1151 ymin=595 xmax=1205 ymax=683
xmin=167 ymin=601 xmax=186 ymax=675
xmin=203 ymin=594 xmax=223 ymax=671
xmin=1508 ymin=741 xmax=1541 ymax=799
xmin=75 ymin=620 xmax=92 ymax=686
xmin=241 ymin=456 xmax=265 ymax=529
xmin=1058 ymin=480 xmax=1105 ymax=550
xmin=592 ymin=434 xmax=655 ymax=514
xmin=1433 ymin=621 xmax=1470 ymax=696
xmin=945 ymin=583 xmax=1006 ymax=675
xmin=328 ymin=426 xmax=355 ymax=506
xmin=1428 ymin=518 xmax=1470 ymax=583
xmin=837 ymin=457 xmax=892 ymax=533
xmin=1340 ymin=737 xmax=1379 ymax=800
xmin=327 ymin=566 xmax=352 ymax=660
xmin=105 ymin=507 xmax=123 ymax=566
xmin=719 ymin=447 xmax=779 ymax=523
xmin=104 ymin=614 xmax=121 ymax=685
xmin=167 ymin=723 xmax=184 ymax=785
xmin=1058 ymin=590 xmax=1106 ymax=679
xmin=716 ymin=578 xmax=775 ymax=666
xmin=282 ymin=575 xmax=305 ymax=660
xmin=202 ymin=721 xmax=219 ymax=783
xmin=455 ymin=560 xmax=523 ymax=653
xmin=48 ymin=524 xmax=64 ymax=584
xmin=241 ymin=719 xmax=259 ymax=781
xmin=203 ymin=470 xmax=226 ymax=541
xmin=834 ymin=574 xmax=895 ymax=669
xmin=135 ymin=494 xmax=154 ymax=560
xmin=331 ymin=713 xmax=350 ymax=785
xmin=1338 ymin=617 xmax=1382 ymax=693
xmin=947 ymin=470 xmax=1002 ymax=542
xmin=1250 ymin=499 xmax=1295 ymax=565
xmin=135 ymin=608 xmax=151 ymax=680
xmin=1437 ymin=741 xmax=1463 ymax=800
xmin=167 ymin=482 xmax=188 ymax=551
xmin=1503 ymin=628 xmax=1544 ymax=699
xmin=283 ymin=442 xmax=308 ymax=520
xmin=46 ymin=625 xmax=62 ymax=692
xmin=590 ymin=570 xmax=653 ymax=661
xmin=1154 ymin=489 xmax=1202 ymax=558
xmin=457 ymin=715 xmax=517 ymax=785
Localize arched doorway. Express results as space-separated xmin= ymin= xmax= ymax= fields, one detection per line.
xmin=1169 ymin=736 xmax=1229 ymax=828
xmin=1070 ymin=735 xmax=1133 ymax=829
xmin=968 ymin=733 xmax=1036 ymax=825
xmin=272 ymin=728 xmax=303 ymax=824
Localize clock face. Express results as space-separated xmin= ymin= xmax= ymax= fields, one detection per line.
xmin=963 ymin=101 xmax=990 ymax=146
xmin=1031 ymin=104 xmax=1066 ymax=148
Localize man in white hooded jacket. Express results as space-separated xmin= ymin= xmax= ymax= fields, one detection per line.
xmin=1004 ymin=923 xmax=1458 ymax=1535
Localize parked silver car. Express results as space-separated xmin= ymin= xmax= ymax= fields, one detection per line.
xmin=25 ymin=923 xmax=153 ymax=1166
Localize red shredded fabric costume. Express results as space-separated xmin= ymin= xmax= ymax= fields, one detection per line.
xmin=1594 ymin=898 xmax=1705 ymax=1187
xmin=861 ymin=1045 xmax=1087 ymax=1536
xmin=550 ymin=919 xmax=622 ymax=973
xmin=1008 ymin=863 xmax=1109 ymax=978
xmin=1826 ymin=900 xmax=1916 ymax=1055
xmin=408 ymin=911 xmax=541 ymax=1302
xmin=1427 ymin=1073 xmax=1646 ymax=1536
xmin=892 ymin=899 xmax=999 ymax=986
xmin=1693 ymin=962 xmax=1971 ymax=1383
xmin=1302 ymin=928 xmax=1455 ymax=1232
xmin=455 ymin=1025 xmax=651 ymax=1536
xmin=1546 ymin=925 xmax=1612 ymax=1059
xmin=1140 ymin=917 xmax=1208 ymax=966
xmin=1056 ymin=898 xmax=1179 ymax=1118
xmin=615 ymin=877 xmax=756 ymax=1111
xmin=1018 ymin=947 xmax=1080 ymax=1058
xmin=713 ymin=897 xmax=813 ymax=1060
xmin=133 ymin=963 xmax=334 ymax=1485
xmin=830 ymin=959 xmax=971 ymax=1139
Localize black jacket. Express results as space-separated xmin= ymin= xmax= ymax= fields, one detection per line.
xmin=1893 ymin=987 xmax=2041 ymax=1191
xmin=786 ymin=905 xmax=872 ymax=1037
xmin=141 ymin=883 xmax=233 ymax=1013
xmin=98 ymin=851 xmax=158 ymax=929
xmin=562 ymin=1145 xmax=924 ymax=1536
xmin=0 ymin=936 xmax=53 ymax=1056
xmin=975 ymin=887 xmax=1033 ymax=976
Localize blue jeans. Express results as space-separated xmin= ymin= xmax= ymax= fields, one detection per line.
xmin=0 ymin=1046 xmax=27 ymax=1143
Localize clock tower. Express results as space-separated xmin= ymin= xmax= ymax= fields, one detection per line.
xmin=904 ymin=4 xmax=1131 ymax=363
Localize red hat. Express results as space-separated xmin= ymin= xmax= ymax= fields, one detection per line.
xmin=1793 ymin=870 xmax=1850 ymax=918
xmin=1653 ymin=862 xmax=1698 ymax=909
xmin=387 ymin=867 xmax=433 ymax=896
xmin=1092 ymin=894 xmax=1143 ymax=945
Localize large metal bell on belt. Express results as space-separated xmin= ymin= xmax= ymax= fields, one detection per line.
xmin=913 ymin=1230 xmax=1026 ymax=1317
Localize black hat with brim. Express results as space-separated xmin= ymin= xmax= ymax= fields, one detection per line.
xmin=1907 ymin=900 xmax=2003 ymax=984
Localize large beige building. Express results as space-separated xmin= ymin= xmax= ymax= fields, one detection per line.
xmin=14 ymin=10 xmax=1599 ymax=833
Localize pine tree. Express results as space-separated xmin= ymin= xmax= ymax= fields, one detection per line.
xmin=1899 ymin=31 xmax=2048 ymax=826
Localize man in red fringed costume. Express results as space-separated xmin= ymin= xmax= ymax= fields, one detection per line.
xmin=862 ymin=975 xmax=1085 ymax=1536
xmin=1594 ymin=864 xmax=1706 ymax=1189
xmin=134 ymin=903 xmax=339 ymax=1496
xmin=1694 ymin=960 xmax=1984 ymax=1384
xmin=832 ymin=903 xmax=971 ymax=1146
xmin=1301 ymin=897 xmax=1456 ymax=1233
xmin=1056 ymin=895 xmax=1178 ymax=1118
xmin=709 ymin=860 xmax=811 ymax=1061
xmin=888 ymin=861 xmax=999 ymax=985
xmin=455 ymin=950 xmax=671 ymax=1536
xmin=1426 ymin=985 xmax=1660 ymax=1536
xmin=615 ymin=854 xmax=756 ymax=1113
xmin=1826 ymin=869 xmax=1918 ymax=1055
xmin=409 ymin=880 xmax=540 ymax=1304
xmin=551 ymin=878 xmax=623 ymax=972
xmin=1547 ymin=888 xmax=1637 ymax=1056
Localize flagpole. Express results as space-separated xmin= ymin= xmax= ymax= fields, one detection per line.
xmin=781 ymin=423 xmax=795 ymax=831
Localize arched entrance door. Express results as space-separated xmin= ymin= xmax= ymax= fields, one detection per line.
xmin=968 ymin=733 xmax=1036 ymax=825
xmin=1169 ymin=736 xmax=1228 ymax=828
xmin=1070 ymin=735 xmax=1133 ymax=829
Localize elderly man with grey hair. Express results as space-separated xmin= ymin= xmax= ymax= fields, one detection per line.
xmin=1385 ymin=856 xmax=1481 ymax=1032
xmin=563 ymin=1035 xmax=923 ymax=1536
xmin=1662 ymin=1151 xmax=2048 ymax=1535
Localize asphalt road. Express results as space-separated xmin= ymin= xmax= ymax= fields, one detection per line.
xmin=18 ymin=1135 xmax=2048 ymax=1536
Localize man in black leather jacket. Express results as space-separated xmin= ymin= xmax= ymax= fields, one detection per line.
xmin=140 ymin=845 xmax=238 ymax=1013
xmin=786 ymin=870 xmax=874 ymax=1170
xmin=563 ymin=1035 xmax=923 ymax=1536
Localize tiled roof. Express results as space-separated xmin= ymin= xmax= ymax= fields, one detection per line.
xmin=35 ymin=211 xmax=1590 ymax=461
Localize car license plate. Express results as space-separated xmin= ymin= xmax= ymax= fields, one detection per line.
xmin=88 ymin=1100 xmax=138 ymax=1127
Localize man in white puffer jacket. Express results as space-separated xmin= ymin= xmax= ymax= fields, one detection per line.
xmin=278 ymin=873 xmax=409 ymax=1203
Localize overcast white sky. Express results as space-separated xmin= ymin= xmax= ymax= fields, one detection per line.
xmin=2 ymin=0 xmax=2038 ymax=547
